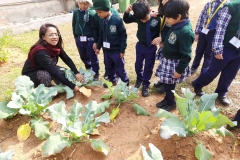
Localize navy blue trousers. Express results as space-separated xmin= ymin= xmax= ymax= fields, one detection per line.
xmin=193 ymin=47 xmax=240 ymax=97
xmin=75 ymin=37 xmax=99 ymax=77
xmin=135 ymin=42 xmax=157 ymax=87
xmin=191 ymin=30 xmax=215 ymax=73
xmin=104 ymin=50 xmax=129 ymax=83
xmin=164 ymin=83 xmax=176 ymax=106
xmin=234 ymin=109 xmax=240 ymax=122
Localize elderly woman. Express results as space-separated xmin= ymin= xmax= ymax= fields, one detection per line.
xmin=22 ymin=23 xmax=84 ymax=91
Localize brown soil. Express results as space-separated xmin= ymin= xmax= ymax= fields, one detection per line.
xmin=0 ymin=0 xmax=240 ymax=160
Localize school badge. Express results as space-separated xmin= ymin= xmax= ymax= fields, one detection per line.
xmin=110 ymin=25 xmax=117 ymax=33
xmin=150 ymin=19 xmax=158 ymax=27
xmin=168 ymin=32 xmax=177 ymax=44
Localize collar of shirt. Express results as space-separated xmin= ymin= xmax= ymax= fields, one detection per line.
xmin=78 ymin=8 xmax=86 ymax=13
xmin=172 ymin=18 xmax=190 ymax=29
xmin=105 ymin=13 xmax=112 ymax=21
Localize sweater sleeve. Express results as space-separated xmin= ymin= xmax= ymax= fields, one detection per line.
xmin=118 ymin=18 xmax=127 ymax=54
xmin=123 ymin=12 xmax=137 ymax=23
xmin=72 ymin=10 xmax=77 ymax=38
xmin=34 ymin=50 xmax=76 ymax=89
xmin=59 ymin=50 xmax=79 ymax=74
xmin=175 ymin=32 xmax=194 ymax=74
xmin=97 ymin=20 xmax=103 ymax=50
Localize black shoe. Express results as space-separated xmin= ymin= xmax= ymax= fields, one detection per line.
xmin=157 ymin=84 xmax=165 ymax=94
xmin=190 ymin=68 xmax=197 ymax=75
xmin=154 ymin=81 xmax=163 ymax=87
xmin=103 ymin=72 xmax=108 ymax=79
xmin=156 ymin=99 xmax=167 ymax=108
xmin=161 ymin=104 xmax=176 ymax=112
xmin=217 ymin=96 xmax=230 ymax=106
xmin=142 ymin=85 xmax=149 ymax=97
xmin=134 ymin=81 xmax=142 ymax=88
xmin=103 ymin=81 xmax=117 ymax=88
xmin=191 ymin=81 xmax=204 ymax=96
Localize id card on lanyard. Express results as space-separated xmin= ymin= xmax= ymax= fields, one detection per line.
xmin=229 ymin=20 xmax=240 ymax=49
xmin=78 ymin=10 xmax=87 ymax=42
xmin=201 ymin=0 xmax=227 ymax=35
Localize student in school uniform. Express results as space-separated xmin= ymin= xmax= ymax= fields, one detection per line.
xmin=123 ymin=0 xmax=161 ymax=97
xmin=92 ymin=0 xmax=129 ymax=87
xmin=72 ymin=0 xmax=99 ymax=80
xmin=192 ymin=0 xmax=240 ymax=106
xmin=155 ymin=0 xmax=194 ymax=111
xmin=190 ymin=0 xmax=228 ymax=75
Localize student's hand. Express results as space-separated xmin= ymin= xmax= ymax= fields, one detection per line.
xmin=95 ymin=49 xmax=100 ymax=55
xmin=74 ymin=85 xmax=80 ymax=92
xmin=215 ymin=54 xmax=223 ymax=60
xmin=152 ymin=37 xmax=162 ymax=46
xmin=75 ymin=73 xmax=85 ymax=83
xmin=126 ymin=5 xmax=132 ymax=13
xmin=120 ymin=53 xmax=124 ymax=58
xmin=93 ymin=43 xmax=97 ymax=51
xmin=151 ymin=11 xmax=159 ymax=18
xmin=195 ymin=34 xmax=199 ymax=42
xmin=173 ymin=72 xmax=181 ymax=78
xmin=160 ymin=42 xmax=164 ymax=48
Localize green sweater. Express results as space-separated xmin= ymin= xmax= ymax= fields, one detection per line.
xmin=223 ymin=0 xmax=240 ymax=50
xmin=162 ymin=19 xmax=194 ymax=74
xmin=98 ymin=14 xmax=127 ymax=53
xmin=72 ymin=9 xmax=98 ymax=42
xmin=123 ymin=12 xmax=161 ymax=46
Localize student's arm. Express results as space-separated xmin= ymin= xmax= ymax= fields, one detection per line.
xmin=212 ymin=6 xmax=231 ymax=58
xmin=175 ymin=32 xmax=194 ymax=75
xmin=123 ymin=5 xmax=137 ymax=23
xmin=97 ymin=20 xmax=103 ymax=51
xmin=195 ymin=2 xmax=209 ymax=34
xmin=118 ymin=19 xmax=127 ymax=54
xmin=72 ymin=10 xmax=77 ymax=38
xmin=35 ymin=50 xmax=76 ymax=89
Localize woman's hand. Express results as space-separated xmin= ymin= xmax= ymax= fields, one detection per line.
xmin=173 ymin=71 xmax=181 ymax=78
xmin=75 ymin=73 xmax=85 ymax=83
xmin=152 ymin=37 xmax=162 ymax=46
xmin=74 ymin=85 xmax=80 ymax=92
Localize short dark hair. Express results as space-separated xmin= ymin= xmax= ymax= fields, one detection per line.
xmin=132 ymin=0 xmax=150 ymax=20
xmin=163 ymin=0 xmax=189 ymax=20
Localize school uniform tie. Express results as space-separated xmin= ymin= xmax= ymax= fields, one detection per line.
xmin=146 ymin=20 xmax=151 ymax=46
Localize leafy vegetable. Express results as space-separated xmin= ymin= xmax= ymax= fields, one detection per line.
xmin=0 ymin=149 xmax=14 ymax=160
xmin=133 ymin=103 xmax=150 ymax=116
xmin=141 ymin=143 xmax=163 ymax=160
xmin=0 ymin=101 xmax=18 ymax=119
xmin=30 ymin=118 xmax=50 ymax=140
xmin=91 ymin=139 xmax=110 ymax=156
xmin=195 ymin=143 xmax=212 ymax=160
xmin=17 ymin=124 xmax=31 ymax=141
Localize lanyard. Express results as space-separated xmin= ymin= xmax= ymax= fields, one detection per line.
xmin=159 ymin=16 xmax=166 ymax=36
xmin=78 ymin=10 xmax=87 ymax=36
xmin=206 ymin=0 xmax=226 ymax=28
xmin=104 ymin=19 xmax=109 ymax=42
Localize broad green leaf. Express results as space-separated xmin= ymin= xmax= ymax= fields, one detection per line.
xmin=173 ymin=90 xmax=188 ymax=119
xmin=32 ymin=84 xmax=46 ymax=104
xmin=95 ymin=112 xmax=111 ymax=124
xmin=46 ymin=101 xmax=69 ymax=128
xmin=160 ymin=117 xmax=187 ymax=139
xmin=86 ymin=80 xmax=102 ymax=86
xmin=0 ymin=149 xmax=14 ymax=160
xmin=101 ymin=78 xmax=113 ymax=93
xmin=17 ymin=124 xmax=31 ymax=141
xmin=0 ymin=101 xmax=18 ymax=119
xmin=133 ymin=103 xmax=150 ymax=116
xmin=181 ymin=88 xmax=195 ymax=100
xmin=110 ymin=107 xmax=120 ymax=121
xmin=53 ymin=84 xmax=65 ymax=93
xmin=68 ymin=101 xmax=83 ymax=122
xmin=211 ymin=114 xmax=235 ymax=129
xmin=91 ymin=139 xmax=110 ymax=156
xmin=83 ymin=101 xmax=97 ymax=125
xmin=7 ymin=92 xmax=24 ymax=109
xmin=216 ymin=126 xmax=234 ymax=138
xmin=196 ymin=111 xmax=217 ymax=131
xmin=195 ymin=143 xmax=212 ymax=160
xmin=198 ymin=93 xmax=218 ymax=113
xmin=43 ymin=87 xmax=58 ymax=102
xmin=64 ymin=69 xmax=76 ymax=83
xmin=101 ymin=93 xmax=113 ymax=100
xmin=15 ymin=75 xmax=34 ymax=98
xmin=19 ymin=108 xmax=31 ymax=115
xmin=94 ymin=100 xmax=111 ymax=114
xmin=141 ymin=145 xmax=153 ymax=160
xmin=63 ymin=86 xmax=74 ymax=99
xmin=154 ymin=109 xmax=177 ymax=119
xmin=42 ymin=133 xmax=72 ymax=157
xmin=31 ymin=118 xmax=50 ymax=140
xmin=67 ymin=122 xmax=84 ymax=137
xmin=149 ymin=143 xmax=163 ymax=160
xmin=185 ymin=110 xmax=199 ymax=134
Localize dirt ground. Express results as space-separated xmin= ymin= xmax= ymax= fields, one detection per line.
xmin=0 ymin=0 xmax=240 ymax=160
